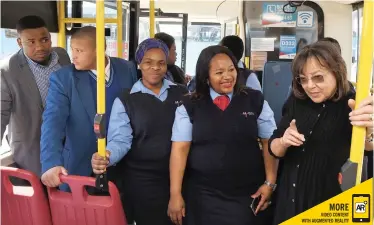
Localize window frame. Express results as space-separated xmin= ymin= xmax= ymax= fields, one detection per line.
xmin=352 ymin=1 xmax=364 ymax=82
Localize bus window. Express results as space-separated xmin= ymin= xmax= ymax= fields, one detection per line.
xmin=352 ymin=12 xmax=358 ymax=82
xmin=138 ymin=16 xmax=184 ymax=69
xmin=0 ymin=29 xmax=58 ymax=60
xmin=185 ymin=23 xmax=221 ymax=76
xmin=158 ymin=21 xmax=183 ymax=67
xmin=224 ymin=18 xmax=238 ymax=36
xmin=65 ymin=0 xmax=131 ymax=60
xmin=139 ymin=17 xmax=150 ymax=44
xmin=0 ymin=29 xmax=19 ymax=60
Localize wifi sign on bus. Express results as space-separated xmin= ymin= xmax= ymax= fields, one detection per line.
xmin=297 ymin=11 xmax=314 ymax=28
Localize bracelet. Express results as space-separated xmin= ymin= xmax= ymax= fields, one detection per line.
xmin=264 ymin=180 xmax=277 ymax=191
xmin=366 ymin=133 xmax=373 ymax=143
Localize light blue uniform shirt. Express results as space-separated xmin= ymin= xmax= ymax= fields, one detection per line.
xmin=106 ymin=79 xmax=176 ymax=166
xmin=171 ymin=88 xmax=277 ymax=142
xmin=237 ymin=60 xmax=262 ymax=92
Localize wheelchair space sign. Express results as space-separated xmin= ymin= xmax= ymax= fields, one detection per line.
xmin=297 ymin=11 xmax=314 ymax=28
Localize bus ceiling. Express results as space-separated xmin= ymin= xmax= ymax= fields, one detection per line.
xmin=0 ymin=0 xmax=364 ymax=31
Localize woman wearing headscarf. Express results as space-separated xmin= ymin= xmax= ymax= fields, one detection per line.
xmin=91 ymin=38 xmax=188 ymax=225
xmin=268 ymin=41 xmax=373 ymax=224
xmin=168 ymin=45 xmax=278 ymax=225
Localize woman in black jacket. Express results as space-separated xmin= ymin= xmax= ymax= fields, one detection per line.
xmin=268 ymin=41 xmax=373 ymax=224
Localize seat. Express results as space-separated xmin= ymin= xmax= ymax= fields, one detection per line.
xmin=1 ymin=166 xmax=52 ymax=225
xmin=48 ymin=175 xmax=127 ymax=225
xmin=262 ymin=61 xmax=293 ymax=125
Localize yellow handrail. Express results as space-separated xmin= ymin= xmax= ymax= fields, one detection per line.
xmin=245 ymin=56 xmax=250 ymax=69
xmin=349 ymin=0 xmax=373 ymax=186
xmin=350 ymin=82 xmax=373 ymax=94
xmin=63 ymin=18 xmax=117 ymax=24
xmin=117 ymin=0 xmax=123 ymax=58
xmin=96 ymin=0 xmax=106 ymax=159
xmin=149 ymin=0 xmax=155 ymax=37
xmin=57 ymin=1 xmax=66 ymax=48
xmin=57 ymin=1 xmax=123 ymax=59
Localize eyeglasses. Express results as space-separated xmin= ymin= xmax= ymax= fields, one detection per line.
xmin=296 ymin=74 xmax=325 ymax=85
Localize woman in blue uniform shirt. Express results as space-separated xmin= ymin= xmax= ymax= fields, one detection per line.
xmin=168 ymin=45 xmax=278 ymax=225
xmin=91 ymin=38 xmax=188 ymax=225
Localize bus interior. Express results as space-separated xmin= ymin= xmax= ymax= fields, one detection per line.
xmin=0 ymin=0 xmax=373 ymax=224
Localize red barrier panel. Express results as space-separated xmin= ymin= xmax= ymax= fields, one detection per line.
xmin=1 ymin=166 xmax=52 ymax=225
xmin=48 ymin=175 xmax=127 ymax=225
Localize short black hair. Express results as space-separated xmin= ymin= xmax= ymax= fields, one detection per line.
xmin=71 ymin=26 xmax=107 ymax=49
xmin=71 ymin=26 xmax=96 ymax=40
xmin=16 ymin=15 xmax=47 ymax=33
xmin=319 ymin=37 xmax=341 ymax=54
xmin=154 ymin=32 xmax=175 ymax=49
xmin=219 ymin=35 xmax=244 ymax=62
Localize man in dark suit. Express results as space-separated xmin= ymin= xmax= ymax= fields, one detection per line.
xmin=0 ymin=15 xmax=70 ymax=178
xmin=40 ymin=26 xmax=137 ymax=191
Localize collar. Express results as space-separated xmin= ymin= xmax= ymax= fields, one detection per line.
xmin=209 ymin=87 xmax=233 ymax=101
xmin=90 ymin=55 xmax=111 ymax=82
xmin=130 ymin=78 xmax=176 ymax=94
xmin=237 ymin=61 xmax=245 ymax=69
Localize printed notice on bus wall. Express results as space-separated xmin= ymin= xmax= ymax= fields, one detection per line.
xmin=251 ymin=38 xmax=274 ymax=52
xmin=250 ymin=52 xmax=267 ymax=71
xmin=279 ymin=35 xmax=296 ymax=59
xmin=262 ymin=2 xmax=297 ymax=27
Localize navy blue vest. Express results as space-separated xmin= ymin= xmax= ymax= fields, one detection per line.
xmin=89 ymin=65 xmax=122 ymax=130
xmin=118 ymin=85 xmax=188 ymax=174
xmin=183 ymin=88 xmax=266 ymax=195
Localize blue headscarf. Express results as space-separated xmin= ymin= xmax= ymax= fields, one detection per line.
xmin=135 ymin=38 xmax=169 ymax=64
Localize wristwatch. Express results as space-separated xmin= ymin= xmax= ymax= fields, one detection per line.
xmin=366 ymin=132 xmax=373 ymax=143
xmin=264 ymin=180 xmax=277 ymax=191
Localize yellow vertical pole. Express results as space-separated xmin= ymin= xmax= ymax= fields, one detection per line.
xmin=117 ymin=0 xmax=123 ymax=58
xmin=349 ymin=0 xmax=373 ymax=186
xmin=245 ymin=56 xmax=250 ymax=69
xmin=96 ymin=0 xmax=106 ymax=158
xmin=58 ymin=0 xmax=66 ymax=48
xmin=236 ymin=24 xmax=240 ymax=36
xmin=94 ymin=0 xmax=108 ymax=191
xmin=149 ymin=0 xmax=155 ymax=37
